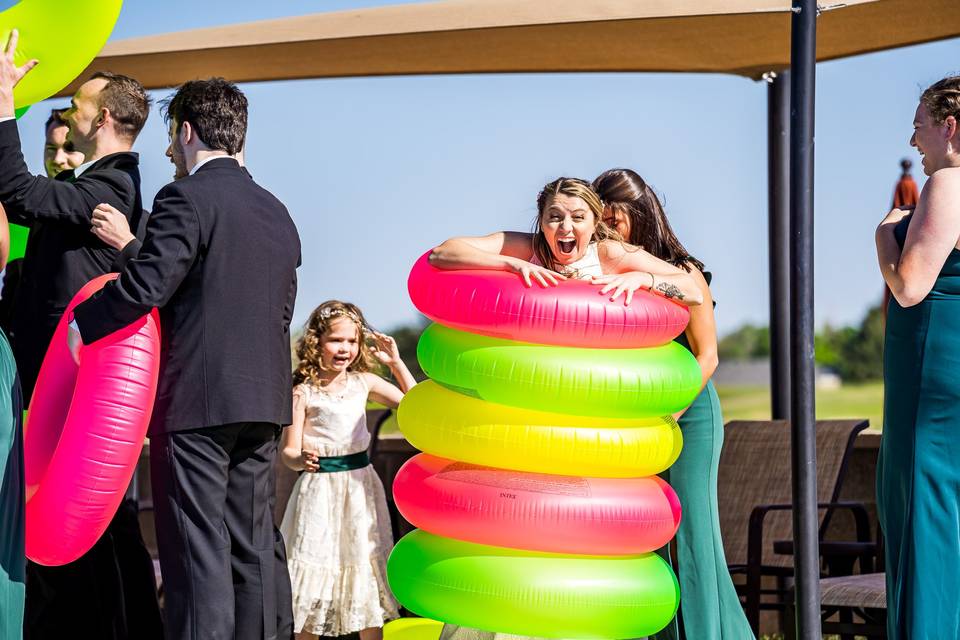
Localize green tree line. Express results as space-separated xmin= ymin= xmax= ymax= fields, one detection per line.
xmin=718 ymin=304 xmax=885 ymax=382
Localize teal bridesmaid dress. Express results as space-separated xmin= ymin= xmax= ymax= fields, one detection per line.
xmin=0 ymin=330 xmax=24 ymax=639
xmin=878 ymin=216 xmax=960 ymax=639
xmin=652 ymin=300 xmax=754 ymax=640
xmin=438 ymin=268 xmax=752 ymax=640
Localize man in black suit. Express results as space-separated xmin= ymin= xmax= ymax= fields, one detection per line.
xmin=0 ymin=32 xmax=161 ymax=640
xmin=0 ymin=59 xmax=148 ymax=400
xmin=91 ymin=153 xmax=296 ymax=640
xmin=72 ymin=78 xmax=300 ymax=640
xmin=24 ymin=107 xmax=162 ymax=640
xmin=0 ymin=109 xmax=83 ymax=334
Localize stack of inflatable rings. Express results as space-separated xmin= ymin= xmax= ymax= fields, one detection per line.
xmin=387 ymin=253 xmax=704 ymax=639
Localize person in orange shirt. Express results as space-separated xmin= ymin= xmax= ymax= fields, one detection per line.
xmin=883 ymin=159 xmax=921 ymax=320
xmin=893 ymin=158 xmax=920 ymax=208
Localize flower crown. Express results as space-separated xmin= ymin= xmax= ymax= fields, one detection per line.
xmin=319 ymin=307 xmax=359 ymax=322
xmin=318 ymin=307 xmax=378 ymax=335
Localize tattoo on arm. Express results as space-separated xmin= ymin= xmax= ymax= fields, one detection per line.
xmin=656 ymin=282 xmax=685 ymax=300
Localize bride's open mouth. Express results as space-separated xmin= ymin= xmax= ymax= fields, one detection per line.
xmin=556 ymin=239 xmax=577 ymax=255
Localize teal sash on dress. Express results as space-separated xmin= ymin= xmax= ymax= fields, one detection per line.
xmin=315 ymin=450 xmax=370 ymax=473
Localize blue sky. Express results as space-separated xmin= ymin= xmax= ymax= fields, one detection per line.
xmin=16 ymin=1 xmax=960 ymax=336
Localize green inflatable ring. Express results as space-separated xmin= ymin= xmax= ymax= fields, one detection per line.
xmin=7 ymin=222 xmax=26 ymax=262
xmin=387 ymin=530 xmax=679 ymax=639
xmin=417 ymin=323 xmax=702 ymax=418
xmin=6 ymin=107 xmax=28 ymax=261
xmin=0 ymin=0 xmax=123 ymax=107
xmin=398 ymin=381 xmax=682 ymax=477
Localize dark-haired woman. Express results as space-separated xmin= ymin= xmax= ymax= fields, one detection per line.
xmin=594 ymin=169 xmax=754 ymax=640
xmin=876 ymin=76 xmax=960 ymax=639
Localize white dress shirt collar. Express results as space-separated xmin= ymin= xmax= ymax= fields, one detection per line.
xmin=72 ymin=159 xmax=97 ymax=178
xmin=190 ymin=154 xmax=232 ymax=176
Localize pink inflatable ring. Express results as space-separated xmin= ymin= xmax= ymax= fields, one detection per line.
xmin=24 ymin=274 xmax=161 ymax=566
xmin=408 ymin=252 xmax=690 ymax=348
xmin=394 ymin=453 xmax=682 ymax=555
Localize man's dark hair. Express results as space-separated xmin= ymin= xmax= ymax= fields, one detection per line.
xmin=45 ymin=107 xmax=69 ymax=130
xmin=89 ymin=71 xmax=151 ymax=141
xmin=162 ymin=78 xmax=247 ymax=155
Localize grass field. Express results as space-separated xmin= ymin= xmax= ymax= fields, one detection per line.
xmin=376 ymin=381 xmax=884 ymax=436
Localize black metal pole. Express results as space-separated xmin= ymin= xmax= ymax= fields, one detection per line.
xmin=789 ymin=1 xmax=821 ymax=638
xmin=768 ymin=70 xmax=791 ymax=421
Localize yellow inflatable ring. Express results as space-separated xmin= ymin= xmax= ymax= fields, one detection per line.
xmin=397 ymin=381 xmax=682 ymax=477
xmin=383 ymin=618 xmax=442 ymax=640
xmin=0 ymin=0 xmax=123 ymax=107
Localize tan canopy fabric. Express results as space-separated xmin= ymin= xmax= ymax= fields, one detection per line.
xmin=57 ymin=0 xmax=959 ymax=95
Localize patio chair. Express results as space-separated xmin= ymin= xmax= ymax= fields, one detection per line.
xmin=818 ymin=571 xmax=887 ymax=638
xmin=783 ymin=571 xmax=887 ymax=639
xmin=718 ymin=419 xmax=874 ymax=636
xmin=784 ymin=519 xmax=887 ymax=639
xmin=367 ymin=408 xmax=419 ymax=541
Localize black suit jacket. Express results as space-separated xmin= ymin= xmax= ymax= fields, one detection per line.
xmin=0 ymin=120 xmax=144 ymax=397
xmin=112 ymin=166 xmax=253 ymax=268
xmin=74 ymin=157 xmax=301 ymax=435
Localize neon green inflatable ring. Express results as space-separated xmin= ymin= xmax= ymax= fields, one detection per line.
xmin=0 ymin=0 xmax=123 ymax=108
xmin=417 ymin=323 xmax=702 ymax=419
xmin=388 ymin=530 xmax=679 ymax=639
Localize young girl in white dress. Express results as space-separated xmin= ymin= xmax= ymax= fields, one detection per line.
xmin=280 ymin=300 xmax=416 ymax=640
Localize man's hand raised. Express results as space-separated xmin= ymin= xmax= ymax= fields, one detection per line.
xmin=0 ymin=29 xmax=39 ymax=118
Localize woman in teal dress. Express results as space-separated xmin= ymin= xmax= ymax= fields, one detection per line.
xmin=876 ymin=76 xmax=960 ymax=639
xmin=0 ymin=329 xmax=23 ymax=639
xmin=0 ymin=203 xmax=24 ymax=638
xmin=594 ymin=168 xmax=754 ymax=640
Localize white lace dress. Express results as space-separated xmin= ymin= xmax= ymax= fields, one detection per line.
xmin=280 ymin=373 xmax=400 ymax=636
